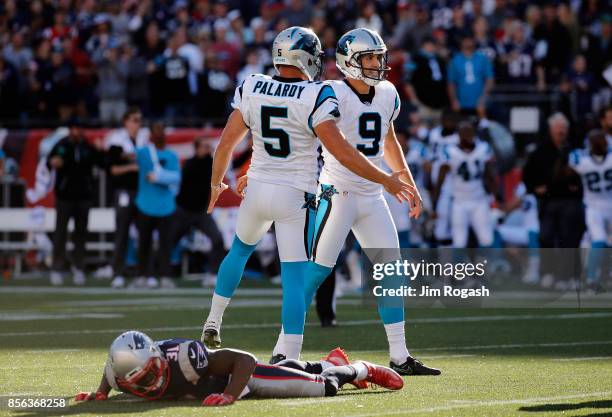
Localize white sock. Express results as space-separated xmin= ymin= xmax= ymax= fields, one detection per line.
xmin=283 ymin=334 xmax=303 ymax=360
xmin=320 ymin=360 xmax=334 ymax=371
xmin=384 ymin=322 xmax=410 ymax=364
xmin=351 ymin=362 xmax=368 ymax=381
xmin=272 ymin=328 xmax=285 ymax=356
xmin=205 ymin=294 xmax=231 ymax=327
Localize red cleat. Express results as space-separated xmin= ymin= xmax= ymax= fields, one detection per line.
xmin=358 ymin=361 xmax=404 ymax=390
xmin=322 ymin=347 xmax=350 ymax=367
xmin=322 ymin=348 xmax=368 ymax=389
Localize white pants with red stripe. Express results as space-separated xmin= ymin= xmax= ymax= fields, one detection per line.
xmin=240 ymin=364 xmax=325 ymax=398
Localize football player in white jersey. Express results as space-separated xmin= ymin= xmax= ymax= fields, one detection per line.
xmin=498 ymin=182 xmax=540 ymax=283
xmin=271 ymin=28 xmax=440 ymax=376
xmin=434 ymin=122 xmax=497 ymax=248
xmin=201 ymin=27 xmax=414 ymax=360
xmin=569 ymin=130 xmax=612 ymax=291
xmin=427 ymin=110 xmax=460 ymax=246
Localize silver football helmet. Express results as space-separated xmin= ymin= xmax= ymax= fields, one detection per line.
xmin=108 ymin=331 xmax=168 ymax=398
xmin=272 ymin=26 xmax=324 ymax=81
xmin=336 ymin=28 xmax=390 ymax=86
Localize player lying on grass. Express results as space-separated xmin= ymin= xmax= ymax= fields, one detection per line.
xmin=75 ymin=331 xmax=403 ymax=406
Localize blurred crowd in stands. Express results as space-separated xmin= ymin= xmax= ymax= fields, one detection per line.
xmin=0 ymin=0 xmax=610 ymax=297
xmin=0 ymin=0 xmax=610 ymax=129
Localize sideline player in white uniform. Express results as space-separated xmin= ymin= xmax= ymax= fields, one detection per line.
xmin=569 ymin=130 xmax=612 ymax=291
xmin=435 ymin=122 xmax=497 ymax=248
xmin=498 ymin=182 xmax=540 ymax=283
xmin=427 ymin=110 xmax=459 ymax=245
xmin=201 ymin=27 xmax=414 ymax=360
xmin=75 ymin=331 xmax=403 ymax=406
xmin=272 ymin=28 xmax=440 ymax=376
xmin=385 ymin=135 xmax=430 ymax=248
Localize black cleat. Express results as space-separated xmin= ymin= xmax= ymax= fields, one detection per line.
xmin=201 ymin=325 xmax=221 ymax=349
xmin=390 ymin=356 xmax=441 ymax=376
xmin=269 ymin=354 xmax=286 ymax=365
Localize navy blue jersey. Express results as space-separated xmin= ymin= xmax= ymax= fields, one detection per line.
xmin=106 ymin=338 xmax=228 ymax=400
xmin=500 ymin=41 xmax=538 ymax=84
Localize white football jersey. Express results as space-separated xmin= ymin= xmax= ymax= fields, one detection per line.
xmin=515 ymin=182 xmax=539 ymax=232
xmin=569 ymin=148 xmax=612 ymax=210
xmin=232 ymin=74 xmax=339 ymax=194
xmin=405 ymin=139 xmax=429 ymax=189
xmin=428 ymin=126 xmax=459 ymax=193
xmin=319 ymin=79 xmax=400 ymax=195
xmin=442 ymin=141 xmax=494 ymax=202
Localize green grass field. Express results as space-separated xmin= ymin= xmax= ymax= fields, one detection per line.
xmin=1 ymin=281 xmax=611 ymax=417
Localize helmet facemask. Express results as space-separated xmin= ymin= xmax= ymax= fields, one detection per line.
xmin=349 ymin=50 xmax=390 ymax=86
xmin=116 ymin=356 xmax=169 ymax=399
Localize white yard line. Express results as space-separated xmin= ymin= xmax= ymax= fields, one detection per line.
xmin=0 ymin=312 xmax=124 ymax=321
xmin=1 ymin=312 xmax=611 ymax=336
xmin=415 ymin=354 xmax=476 ymax=359
xmin=0 ymin=364 xmax=99 ymax=370
xmin=278 ymin=396 xmax=354 ymax=407
xmin=23 ymin=348 xmax=82 ymax=353
xmin=0 ymin=286 xmax=282 ymax=296
xmin=552 ymin=356 xmax=612 ymax=362
xmin=53 ymin=298 xmax=361 ymax=308
xmin=343 ymin=391 xmax=612 ymax=416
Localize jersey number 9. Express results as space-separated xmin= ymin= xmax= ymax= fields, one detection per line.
xmin=357 ymin=113 xmax=382 ymax=156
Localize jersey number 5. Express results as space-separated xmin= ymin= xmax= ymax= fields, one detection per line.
xmin=261 ymin=106 xmax=290 ymax=158
xmin=357 ymin=113 xmax=382 ymax=156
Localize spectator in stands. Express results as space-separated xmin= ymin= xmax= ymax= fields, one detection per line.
xmin=199 ymin=51 xmax=233 ymax=124
xmin=210 ymin=18 xmax=241 ymax=79
xmin=282 ymin=0 xmax=313 ymax=28
xmin=533 ymin=1 xmax=571 ymax=84
xmin=523 ymin=113 xmax=584 ymax=289
xmin=472 ymin=17 xmax=498 ymax=67
xmin=405 ymin=4 xmax=433 ymax=53
xmin=170 ymin=138 xmax=225 ymax=287
xmin=0 ymin=55 xmax=20 ymax=121
xmin=246 ymin=17 xmax=273 ymax=69
xmin=61 ymin=37 xmax=95 ymax=118
xmin=446 ymin=3 xmax=471 ymax=51
xmin=406 ymin=37 xmax=448 ymax=123
xmin=3 ymin=29 xmax=33 ymax=82
xmin=158 ymin=30 xmax=192 ymax=123
xmin=176 ymin=26 xmax=204 ymax=99
xmin=356 ymin=1 xmax=382 ymax=34
xmin=447 ymin=35 xmax=494 ymax=118
xmin=47 ymin=118 xmax=104 ymax=286
xmin=498 ymin=20 xmax=545 ymax=88
xmin=134 ymin=121 xmax=180 ymax=289
xmin=138 ymin=21 xmax=165 ymax=117
xmin=124 ymin=43 xmax=149 ymax=114
xmin=237 ymin=49 xmax=264 ymax=85
xmin=46 ymin=44 xmax=77 ymax=122
xmin=93 ymin=38 xmax=128 ymax=125
xmin=562 ymin=55 xmax=596 ymax=119
xmin=600 ymin=106 xmax=612 ymax=147
xmin=106 ymin=108 xmax=148 ymax=289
